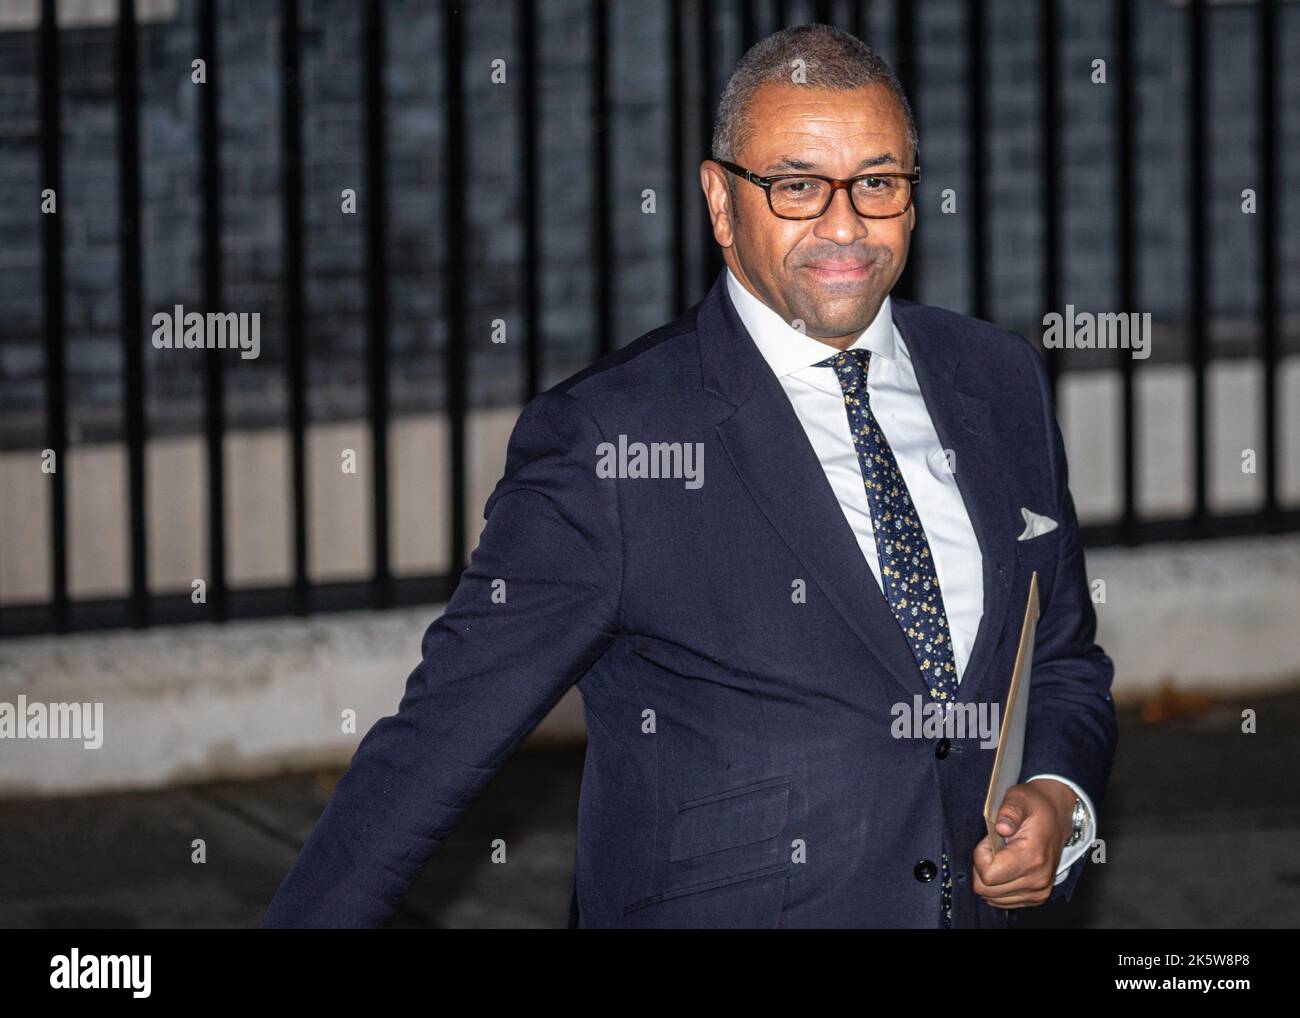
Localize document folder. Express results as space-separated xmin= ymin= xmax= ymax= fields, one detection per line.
xmin=983 ymin=570 xmax=1040 ymax=851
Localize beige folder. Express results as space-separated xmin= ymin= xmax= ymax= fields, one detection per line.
xmin=982 ymin=570 xmax=1041 ymax=851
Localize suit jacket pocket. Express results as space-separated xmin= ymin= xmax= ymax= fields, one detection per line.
xmin=669 ymin=775 xmax=792 ymax=862
xmin=621 ymin=861 xmax=789 ymax=919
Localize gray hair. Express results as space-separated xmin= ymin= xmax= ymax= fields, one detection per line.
xmin=711 ymin=23 xmax=918 ymax=171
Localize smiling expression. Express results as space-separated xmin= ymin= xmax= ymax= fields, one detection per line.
xmin=702 ymin=81 xmax=917 ymax=350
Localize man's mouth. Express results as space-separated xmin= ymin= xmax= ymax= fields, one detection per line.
xmin=803 ymin=259 xmax=875 ymax=282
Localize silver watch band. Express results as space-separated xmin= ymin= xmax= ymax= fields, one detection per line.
xmin=1064 ymin=796 xmax=1088 ymax=848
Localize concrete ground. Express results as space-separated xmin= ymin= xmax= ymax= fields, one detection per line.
xmin=2 ymin=690 xmax=1297 ymax=929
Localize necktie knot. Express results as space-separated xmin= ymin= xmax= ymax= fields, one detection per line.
xmin=815 ymin=347 xmax=871 ymax=393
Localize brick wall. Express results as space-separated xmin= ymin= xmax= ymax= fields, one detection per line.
xmin=1 ymin=0 xmax=1297 ymax=450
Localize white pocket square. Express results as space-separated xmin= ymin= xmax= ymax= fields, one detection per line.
xmin=1017 ymin=507 xmax=1058 ymax=540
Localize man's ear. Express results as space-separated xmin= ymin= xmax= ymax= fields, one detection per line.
xmin=700 ymin=160 xmax=736 ymax=247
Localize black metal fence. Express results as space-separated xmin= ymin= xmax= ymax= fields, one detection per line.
xmin=5 ymin=0 xmax=1296 ymax=638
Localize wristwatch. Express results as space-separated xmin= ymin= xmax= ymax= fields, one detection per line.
xmin=1064 ymin=796 xmax=1089 ymax=848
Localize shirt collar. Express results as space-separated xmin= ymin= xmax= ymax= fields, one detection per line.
xmin=725 ymin=265 xmax=897 ymax=380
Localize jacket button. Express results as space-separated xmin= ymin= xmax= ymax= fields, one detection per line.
xmin=935 ymin=738 xmax=950 ymax=759
xmin=914 ymin=859 xmax=938 ymax=882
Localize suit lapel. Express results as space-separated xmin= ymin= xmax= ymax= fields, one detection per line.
xmin=698 ymin=271 xmax=929 ymax=701
xmin=695 ymin=269 xmax=1021 ymax=706
xmin=891 ymin=300 xmax=1018 ymax=706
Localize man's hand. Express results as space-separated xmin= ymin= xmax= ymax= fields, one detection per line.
xmin=972 ymin=778 xmax=1075 ymax=909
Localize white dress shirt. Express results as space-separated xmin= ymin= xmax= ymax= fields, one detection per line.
xmin=725 ymin=267 xmax=1096 ymax=885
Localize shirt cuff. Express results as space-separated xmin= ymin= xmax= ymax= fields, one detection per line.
xmin=1025 ymin=773 xmax=1097 ymax=885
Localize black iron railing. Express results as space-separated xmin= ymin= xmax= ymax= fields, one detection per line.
xmin=5 ymin=0 xmax=1295 ymax=638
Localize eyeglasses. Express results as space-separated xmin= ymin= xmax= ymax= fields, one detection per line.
xmin=714 ymin=159 xmax=920 ymax=220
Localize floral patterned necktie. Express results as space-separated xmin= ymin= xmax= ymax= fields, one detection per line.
xmin=816 ymin=347 xmax=958 ymax=928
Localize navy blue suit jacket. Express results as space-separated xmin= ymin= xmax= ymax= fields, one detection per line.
xmin=262 ymin=268 xmax=1117 ymax=928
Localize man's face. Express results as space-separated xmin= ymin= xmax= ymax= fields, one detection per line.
xmin=702 ymin=81 xmax=915 ymax=348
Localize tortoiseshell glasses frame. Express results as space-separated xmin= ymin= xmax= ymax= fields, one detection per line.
xmin=713 ymin=159 xmax=921 ymax=220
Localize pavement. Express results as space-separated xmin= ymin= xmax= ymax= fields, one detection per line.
xmin=2 ymin=690 xmax=1297 ymax=929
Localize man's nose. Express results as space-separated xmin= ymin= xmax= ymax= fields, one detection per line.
xmin=812 ymin=187 xmax=871 ymax=243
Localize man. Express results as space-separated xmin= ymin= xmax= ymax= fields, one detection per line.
xmin=263 ymin=23 xmax=1117 ymax=929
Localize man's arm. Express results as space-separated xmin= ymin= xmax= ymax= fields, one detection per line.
xmin=1015 ymin=340 xmax=1118 ymax=904
xmin=262 ymin=389 xmax=620 ymax=927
